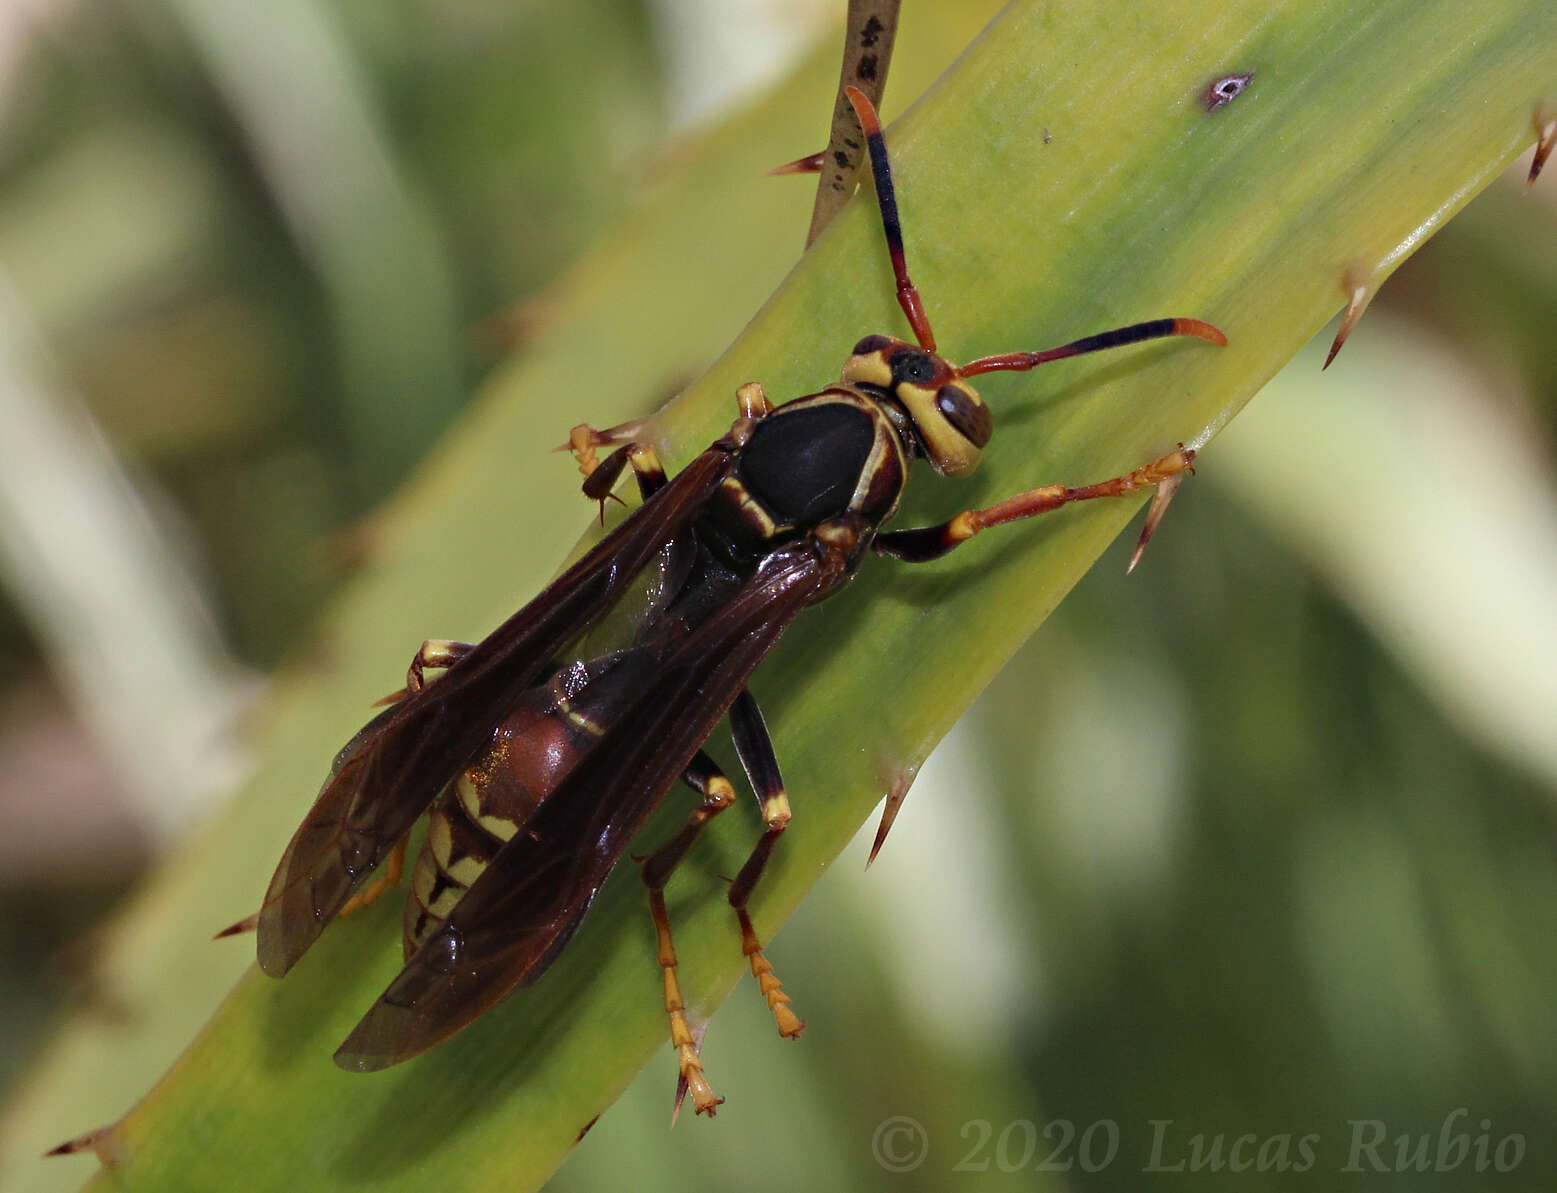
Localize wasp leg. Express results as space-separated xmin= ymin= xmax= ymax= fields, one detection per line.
xmin=347 ymin=638 xmax=473 ymax=924
xmin=570 ymin=388 xmax=771 ymax=511
xmin=641 ymin=749 xmax=739 ymax=1118
xmin=216 ymin=827 xmax=409 ymax=938
xmin=584 ymin=442 xmax=667 ymax=502
xmin=735 ymin=381 xmax=773 ymax=420
xmin=375 ymin=638 xmax=476 ymax=706
xmin=336 ymin=833 xmax=409 ymax=918
xmin=873 ymin=445 xmax=1197 ymax=567
xmin=725 ymin=690 xmax=804 ymax=1041
xmin=561 ymin=419 xmax=647 ymax=475
xmin=568 ymin=438 xmax=670 ymax=524
xmin=406 ymin=639 xmax=474 ymax=692
xmin=236 ymin=637 xmax=469 ymax=936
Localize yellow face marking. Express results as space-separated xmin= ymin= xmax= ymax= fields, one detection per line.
xmin=842 ymin=341 xmax=987 ymax=477
xmin=840 ymin=348 xmax=893 ymax=388
xmin=898 ymin=381 xmax=984 ymax=478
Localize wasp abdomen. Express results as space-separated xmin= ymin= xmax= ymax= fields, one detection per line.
xmin=401 ymin=658 xmax=632 ymax=956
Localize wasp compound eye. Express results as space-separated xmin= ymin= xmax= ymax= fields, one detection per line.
xmin=935 ymin=385 xmax=992 ymax=447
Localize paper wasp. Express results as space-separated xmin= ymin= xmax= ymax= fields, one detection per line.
xmin=247 ymin=87 xmax=1225 ymax=1116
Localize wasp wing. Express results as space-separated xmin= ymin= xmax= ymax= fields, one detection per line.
xmin=256 ymin=443 xmax=739 ymax=977
xmin=333 ymin=537 xmax=847 ymax=1070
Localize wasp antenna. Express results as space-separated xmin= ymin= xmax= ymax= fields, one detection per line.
xmin=959 ymin=317 xmax=1226 ymax=378
xmin=843 ymin=85 xmax=937 ymax=352
xmin=768 ymin=150 xmax=826 ymax=176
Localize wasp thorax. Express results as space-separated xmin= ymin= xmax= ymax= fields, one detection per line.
xmin=841 ymin=336 xmax=991 ymax=478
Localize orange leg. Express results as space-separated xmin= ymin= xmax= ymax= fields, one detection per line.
xmin=724 ymin=691 xmax=803 ymax=1040
xmin=215 ymin=832 xmax=407 ymax=939
xmin=337 ymin=834 xmax=409 ymax=918
xmin=650 ymin=887 xmax=724 ymax=1120
xmin=875 ymin=445 xmax=1197 ymax=569
xmin=641 ymin=750 xmax=738 ymax=1118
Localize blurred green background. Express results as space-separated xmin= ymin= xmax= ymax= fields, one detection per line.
xmin=1 ymin=1 xmax=1555 ymax=1190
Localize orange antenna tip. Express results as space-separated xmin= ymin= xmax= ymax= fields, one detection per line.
xmin=1172 ymin=318 xmax=1228 ymax=347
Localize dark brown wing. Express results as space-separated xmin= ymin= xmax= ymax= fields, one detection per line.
xmin=333 ymin=535 xmax=850 ymax=1070
xmin=256 ymin=442 xmax=739 ymax=977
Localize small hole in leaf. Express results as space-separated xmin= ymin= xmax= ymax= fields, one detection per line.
xmin=1204 ymin=71 xmax=1254 ymax=113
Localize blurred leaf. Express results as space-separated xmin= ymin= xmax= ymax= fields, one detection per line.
xmin=1214 ymin=314 xmax=1557 ymax=787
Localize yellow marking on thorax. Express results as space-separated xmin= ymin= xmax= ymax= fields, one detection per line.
xmin=849 ymin=410 xmax=907 ymax=515
xmin=719 ymin=476 xmax=780 ymax=537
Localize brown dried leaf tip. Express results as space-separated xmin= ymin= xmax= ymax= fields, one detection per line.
xmin=214 ymin=910 xmax=260 ymax=938
xmin=868 ymin=764 xmax=919 ymax=867
xmin=1204 ymin=72 xmax=1253 ymax=113
xmin=1128 ymin=463 xmax=1192 ymax=575
xmin=768 ymin=150 xmax=826 ymax=177
xmin=1324 ymin=268 xmax=1376 ymax=370
xmin=45 ymin=1124 xmax=124 ymax=1166
xmin=1529 ymin=110 xmax=1556 ymax=186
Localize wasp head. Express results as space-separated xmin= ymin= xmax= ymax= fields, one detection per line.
xmin=842 ymin=335 xmax=991 ymax=478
